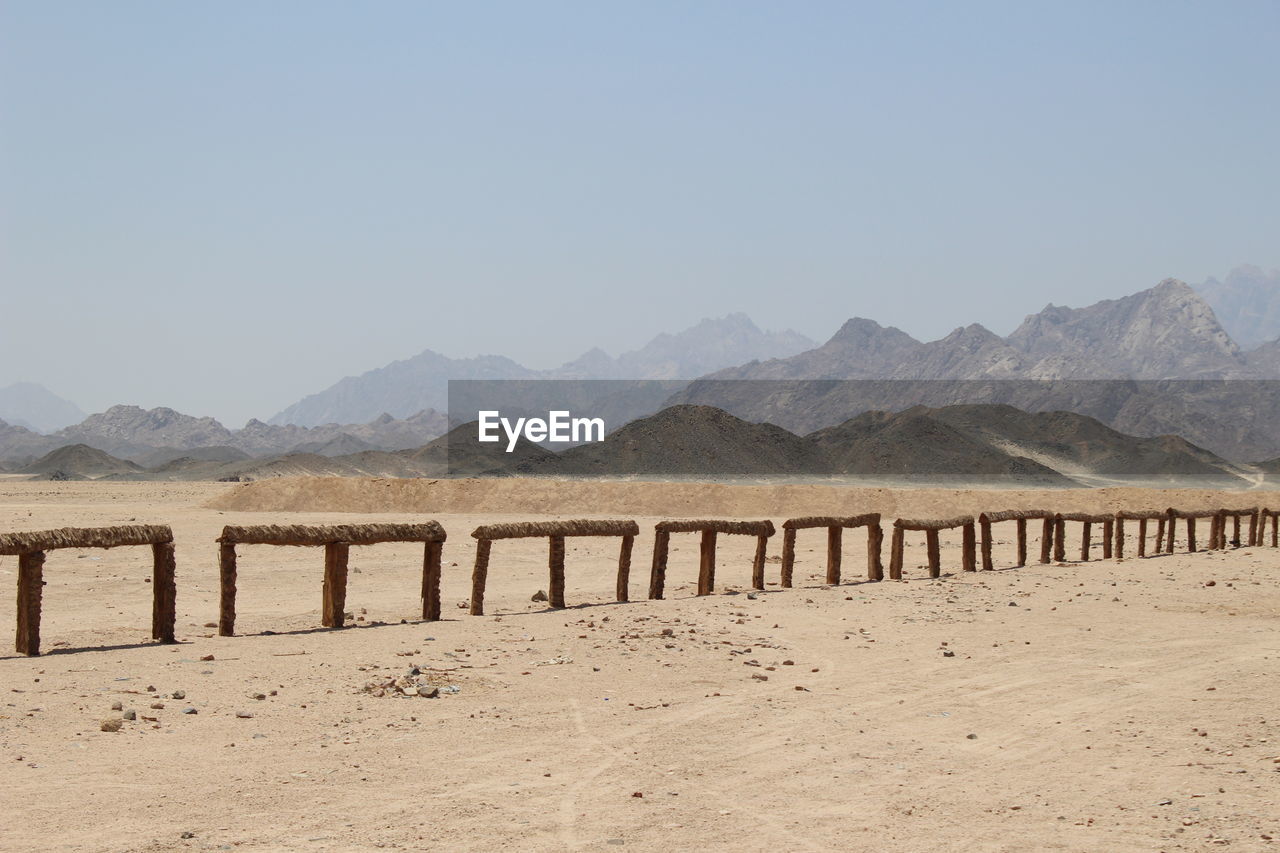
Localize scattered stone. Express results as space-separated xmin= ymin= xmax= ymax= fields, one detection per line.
xmin=171 ymin=690 xmax=186 ymax=700
xmin=110 ymin=700 xmax=123 ymax=711
xmin=181 ymin=707 xmax=197 ymax=715
xmin=966 ymin=733 xmax=978 ymax=740
xmin=150 ymin=703 xmax=165 ymax=710
xmin=234 ymin=710 xmax=254 ymax=719
xmin=942 ymin=650 xmax=956 ymax=658
xmin=250 ymin=693 xmax=266 ymax=701
xmin=100 ymin=718 xmax=122 ymax=732
xmin=631 ymin=791 xmax=643 ymax=798
xmin=123 ymin=709 xmax=137 ymax=721
xmin=531 ymin=590 xmax=548 ymax=602
xmin=200 ymin=655 xmax=215 ymax=662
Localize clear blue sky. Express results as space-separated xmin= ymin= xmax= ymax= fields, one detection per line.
xmin=2 ymin=1 xmax=1277 ymax=426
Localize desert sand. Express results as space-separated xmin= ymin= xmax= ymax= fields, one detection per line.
xmin=1 ymin=478 xmax=1278 ymax=852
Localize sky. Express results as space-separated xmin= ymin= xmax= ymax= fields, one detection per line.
xmin=2 ymin=1 xmax=1278 ymax=426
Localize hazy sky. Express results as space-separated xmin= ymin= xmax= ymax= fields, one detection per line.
xmin=3 ymin=1 xmax=1278 ymax=426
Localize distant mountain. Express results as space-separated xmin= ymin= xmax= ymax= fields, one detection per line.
xmin=531 ymin=404 xmax=828 ymax=477
xmin=234 ymin=410 xmax=447 ymax=456
xmin=921 ymin=404 xmax=1245 ymax=484
xmin=1197 ymin=265 xmax=1280 ymax=349
xmin=547 ymin=314 xmax=816 ymax=380
xmin=671 ymin=279 xmax=1280 ymax=460
xmin=33 ymin=405 xmax=449 ymax=463
xmin=269 ymin=353 xmax=537 ymax=427
xmin=0 ymin=383 xmax=86 ymax=432
xmin=1003 ymin=279 xmax=1246 ymax=378
xmin=58 ymin=405 xmax=234 ymax=459
xmin=0 ymin=419 xmax=63 ymax=466
xmin=406 ymin=421 xmax=560 ymax=477
xmin=489 ymin=403 xmax=1240 ymax=485
xmin=806 ymin=409 xmax=1075 ymax=485
xmin=268 ymin=314 xmax=815 ymax=426
xmin=19 ymin=444 xmax=143 ymax=479
xmin=706 ymin=279 xmax=1249 ymax=383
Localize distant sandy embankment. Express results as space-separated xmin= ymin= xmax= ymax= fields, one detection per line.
xmin=206 ymin=476 xmax=1280 ymax=518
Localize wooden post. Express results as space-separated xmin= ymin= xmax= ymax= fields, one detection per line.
xmin=1186 ymin=517 xmax=1197 ymax=553
xmin=547 ymin=535 xmax=566 ymax=609
xmin=979 ymin=519 xmax=993 ymax=571
xmin=470 ymin=538 xmax=491 ymax=615
xmin=751 ymin=534 xmax=768 ymax=591
xmin=1080 ymin=521 xmax=1092 ymax=562
xmin=1102 ymin=520 xmax=1113 ymax=560
xmin=1165 ymin=513 xmax=1176 ymax=553
xmin=617 ymin=534 xmax=634 ymax=602
xmin=1272 ymin=513 xmax=1278 ymax=548
xmin=961 ymin=522 xmax=976 ymax=572
xmin=697 ymin=530 xmax=717 ymax=596
xmin=218 ymin=542 xmax=237 ymax=636
xmin=780 ymin=528 xmax=796 ymax=588
xmin=1232 ymin=513 xmax=1242 ymax=547
xmin=1053 ymin=517 xmax=1066 ymax=562
xmin=1248 ymin=511 xmax=1258 ymax=547
xmin=648 ymin=530 xmax=669 ymax=599
xmin=867 ymin=524 xmax=883 ymax=581
xmin=1155 ymin=517 xmax=1166 ymax=553
xmin=1114 ymin=517 xmax=1126 ymax=561
xmin=826 ymin=526 xmax=843 ymax=585
xmin=151 ymin=541 xmax=177 ymax=644
xmin=1137 ymin=518 xmax=1147 ymax=557
xmin=889 ymin=526 xmax=904 ymax=580
xmin=321 ymin=542 xmax=350 ymax=628
xmin=1040 ymin=517 xmax=1053 ymax=564
xmin=421 ymin=540 xmax=442 ymax=621
xmin=1015 ymin=518 xmax=1027 ymax=567
xmin=925 ymin=528 xmax=941 ymax=579
xmin=15 ymin=551 xmax=44 ymax=656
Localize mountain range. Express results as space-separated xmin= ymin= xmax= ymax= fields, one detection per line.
xmin=6 ymin=268 xmax=1280 ymax=471
xmin=1197 ymin=264 xmax=1280 ymax=349
xmin=26 ymin=403 xmax=1246 ymax=488
xmin=267 ymin=313 xmax=816 ymax=426
xmin=0 ymin=406 xmax=448 ymax=469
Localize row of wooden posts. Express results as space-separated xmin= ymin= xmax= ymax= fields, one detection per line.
xmin=4 ymin=506 xmax=1277 ymax=656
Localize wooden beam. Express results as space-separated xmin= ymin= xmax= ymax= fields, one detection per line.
xmin=697 ymin=530 xmax=717 ymax=596
xmin=469 ymin=538 xmax=491 ymax=615
xmin=751 ymin=534 xmax=768 ymax=591
xmin=617 ymin=534 xmax=634 ymax=602
xmin=151 ymin=542 xmax=176 ymax=644
xmin=422 ymin=540 xmax=442 ymax=621
xmin=15 ymin=551 xmax=44 ymax=656
xmin=825 ymin=526 xmax=842 ymax=585
xmin=780 ymin=527 xmax=796 ymax=588
xmin=321 ymin=542 xmax=349 ymax=628
xmin=218 ymin=542 xmax=237 ymax=636
xmin=547 ymin=535 xmax=566 ymax=609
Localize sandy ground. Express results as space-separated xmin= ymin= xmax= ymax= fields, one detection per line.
xmin=0 ymin=479 xmax=1278 ymax=852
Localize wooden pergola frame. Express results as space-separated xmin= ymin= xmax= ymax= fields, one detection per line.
xmin=780 ymin=514 xmax=883 ymax=586
xmin=0 ymin=525 xmax=176 ymax=656
xmin=888 ymin=516 xmax=976 ymax=579
xmin=216 ymin=522 xmax=447 ymax=635
xmin=977 ymin=509 xmax=1054 ymax=569
xmin=468 ymin=519 xmax=639 ymax=616
xmin=648 ymin=519 xmax=774 ymax=599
